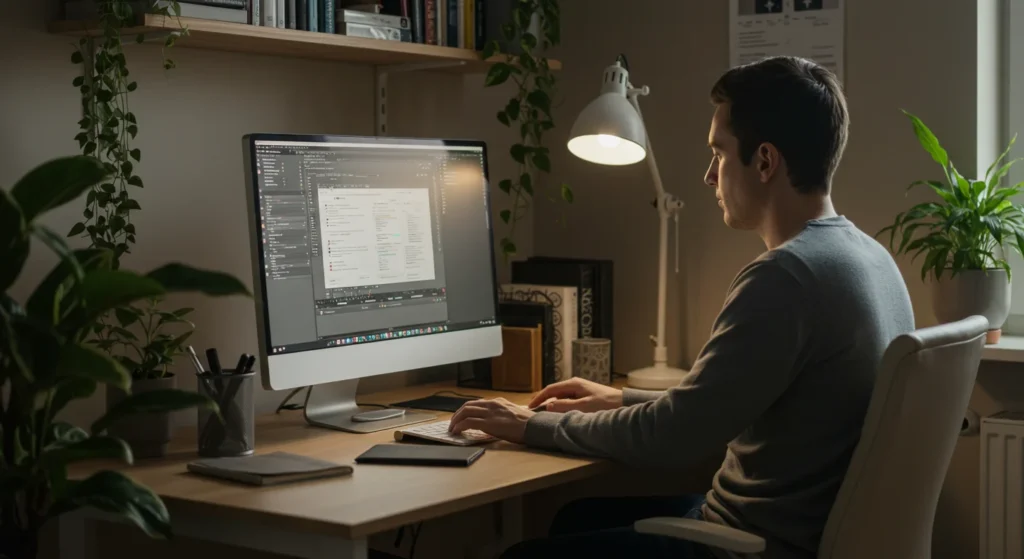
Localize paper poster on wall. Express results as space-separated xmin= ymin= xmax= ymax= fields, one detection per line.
xmin=729 ymin=0 xmax=845 ymax=81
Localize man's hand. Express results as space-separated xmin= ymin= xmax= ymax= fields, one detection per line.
xmin=528 ymin=378 xmax=624 ymax=413
xmin=448 ymin=397 xmax=534 ymax=444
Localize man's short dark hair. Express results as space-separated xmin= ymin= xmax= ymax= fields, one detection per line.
xmin=710 ymin=56 xmax=849 ymax=194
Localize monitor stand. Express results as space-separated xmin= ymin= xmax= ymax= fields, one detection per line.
xmin=302 ymin=379 xmax=436 ymax=434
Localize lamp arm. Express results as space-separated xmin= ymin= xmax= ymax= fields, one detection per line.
xmin=626 ymin=86 xmax=684 ymax=366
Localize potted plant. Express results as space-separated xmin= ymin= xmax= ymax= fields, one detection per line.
xmin=91 ymin=297 xmax=198 ymax=458
xmin=0 ymin=155 xmax=250 ymax=558
xmin=482 ymin=0 xmax=572 ymax=260
xmin=879 ymin=110 xmax=1024 ymax=343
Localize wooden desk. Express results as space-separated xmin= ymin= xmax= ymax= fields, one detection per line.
xmin=61 ymin=381 xmax=622 ymax=559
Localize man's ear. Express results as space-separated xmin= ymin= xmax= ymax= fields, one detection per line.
xmin=757 ymin=143 xmax=781 ymax=183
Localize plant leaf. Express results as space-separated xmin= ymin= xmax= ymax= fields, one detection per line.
xmin=26 ymin=248 xmax=113 ymax=322
xmin=11 ymin=156 xmax=110 ymax=222
xmin=484 ymin=63 xmax=512 ymax=87
xmin=0 ymin=189 xmax=29 ymax=293
xmin=500 ymin=209 xmax=511 ymax=224
xmin=498 ymin=179 xmax=512 ymax=194
xmin=92 ymin=389 xmax=219 ymax=435
xmin=902 ymin=109 xmax=949 ymax=170
xmin=50 ymin=379 xmax=98 ymax=416
xmin=145 ymin=263 xmax=251 ymax=297
xmin=56 ymin=343 xmax=131 ymax=392
xmin=561 ymin=183 xmax=574 ymax=203
xmin=78 ymin=269 xmax=165 ymax=319
xmin=986 ymin=133 xmax=1017 ymax=185
xmin=49 ymin=471 xmax=172 ymax=539
xmin=43 ymin=435 xmax=133 ymax=467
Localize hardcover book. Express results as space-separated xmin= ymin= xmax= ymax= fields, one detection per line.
xmin=499 ymin=284 xmax=577 ymax=382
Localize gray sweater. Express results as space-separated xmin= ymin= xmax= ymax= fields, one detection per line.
xmin=524 ymin=216 xmax=914 ymax=558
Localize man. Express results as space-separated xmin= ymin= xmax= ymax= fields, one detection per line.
xmin=449 ymin=56 xmax=914 ymax=559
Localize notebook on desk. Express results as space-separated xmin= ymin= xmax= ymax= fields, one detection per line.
xmin=187 ymin=451 xmax=353 ymax=486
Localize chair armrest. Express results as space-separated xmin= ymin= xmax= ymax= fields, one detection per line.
xmin=634 ymin=517 xmax=766 ymax=554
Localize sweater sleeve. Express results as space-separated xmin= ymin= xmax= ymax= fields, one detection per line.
xmin=523 ymin=258 xmax=811 ymax=468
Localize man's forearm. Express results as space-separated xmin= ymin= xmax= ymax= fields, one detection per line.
xmin=622 ymin=388 xmax=663 ymax=406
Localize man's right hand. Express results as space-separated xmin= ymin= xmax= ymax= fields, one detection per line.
xmin=528 ymin=378 xmax=624 ymax=413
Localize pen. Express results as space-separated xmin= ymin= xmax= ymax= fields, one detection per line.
xmin=232 ymin=353 xmax=248 ymax=375
xmin=186 ymin=345 xmax=206 ymax=376
xmin=206 ymin=348 xmax=222 ymax=374
xmin=242 ymin=354 xmax=256 ymax=374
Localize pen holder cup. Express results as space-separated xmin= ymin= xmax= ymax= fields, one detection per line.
xmin=197 ymin=370 xmax=256 ymax=458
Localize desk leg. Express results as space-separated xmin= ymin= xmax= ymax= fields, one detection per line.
xmin=58 ymin=507 xmax=368 ymax=559
xmin=469 ymin=496 xmax=524 ymax=559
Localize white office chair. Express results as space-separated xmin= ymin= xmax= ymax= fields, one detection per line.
xmin=634 ymin=315 xmax=989 ymax=559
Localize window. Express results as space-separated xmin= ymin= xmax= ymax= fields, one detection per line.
xmin=1002 ymin=0 xmax=1024 ymax=334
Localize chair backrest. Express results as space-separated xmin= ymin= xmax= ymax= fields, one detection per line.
xmin=817 ymin=315 xmax=988 ymax=559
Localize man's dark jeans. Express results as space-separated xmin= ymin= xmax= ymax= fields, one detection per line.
xmin=501 ymin=494 xmax=718 ymax=559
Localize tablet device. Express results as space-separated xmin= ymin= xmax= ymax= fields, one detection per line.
xmin=354 ymin=443 xmax=485 ymax=467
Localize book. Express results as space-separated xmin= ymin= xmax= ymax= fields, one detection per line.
xmin=500 ymin=284 xmax=577 ymax=382
xmin=64 ymin=0 xmax=248 ymax=23
xmin=511 ymin=257 xmax=615 ymax=367
xmin=499 ymin=300 xmax=555 ymax=386
xmin=424 ymin=0 xmax=437 ymax=45
xmin=491 ymin=325 xmax=543 ymax=392
xmin=187 ymin=451 xmax=353 ymax=486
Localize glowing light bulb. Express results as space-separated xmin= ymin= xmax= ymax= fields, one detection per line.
xmin=597 ymin=134 xmax=622 ymax=148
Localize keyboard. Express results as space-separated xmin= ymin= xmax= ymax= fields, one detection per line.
xmin=394 ymin=419 xmax=496 ymax=446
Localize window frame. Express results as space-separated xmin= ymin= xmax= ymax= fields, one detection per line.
xmin=1000 ymin=0 xmax=1024 ymax=335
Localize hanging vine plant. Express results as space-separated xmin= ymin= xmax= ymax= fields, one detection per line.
xmin=482 ymin=0 xmax=571 ymax=260
xmin=67 ymin=0 xmax=188 ymax=264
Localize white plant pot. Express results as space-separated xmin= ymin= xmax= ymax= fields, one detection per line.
xmin=931 ymin=268 xmax=1011 ymax=344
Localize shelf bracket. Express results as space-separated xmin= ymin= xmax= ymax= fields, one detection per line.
xmin=374 ymin=60 xmax=467 ymax=136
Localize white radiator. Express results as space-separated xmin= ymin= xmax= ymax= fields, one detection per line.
xmin=981 ymin=412 xmax=1024 ymax=559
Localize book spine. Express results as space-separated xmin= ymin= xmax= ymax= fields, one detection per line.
xmin=324 ymin=0 xmax=334 ymax=32
xmin=462 ymin=0 xmax=471 ymax=49
xmin=261 ymin=0 xmax=276 ymax=26
xmin=180 ymin=0 xmax=247 ymax=7
xmin=296 ymin=0 xmax=307 ymax=30
xmin=473 ymin=0 xmax=483 ymax=50
xmin=446 ymin=0 xmax=457 ymax=47
xmin=424 ymin=0 xmax=436 ymax=45
xmin=248 ymin=0 xmax=259 ymax=24
xmin=577 ymin=267 xmax=595 ymax=339
xmin=276 ymin=0 xmax=285 ymax=26
xmin=286 ymin=0 xmax=296 ymax=28
xmin=308 ymin=0 xmax=317 ymax=31
xmin=410 ymin=0 xmax=424 ymax=43
xmin=436 ymin=0 xmax=443 ymax=45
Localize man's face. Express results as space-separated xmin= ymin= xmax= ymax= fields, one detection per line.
xmin=704 ymin=103 xmax=766 ymax=230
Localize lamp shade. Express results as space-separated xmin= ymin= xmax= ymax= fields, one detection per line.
xmin=567 ymin=60 xmax=647 ymax=166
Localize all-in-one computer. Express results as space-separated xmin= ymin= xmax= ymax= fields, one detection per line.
xmin=242 ymin=134 xmax=503 ymax=433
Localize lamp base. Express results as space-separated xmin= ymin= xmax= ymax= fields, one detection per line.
xmin=626 ymin=364 xmax=688 ymax=390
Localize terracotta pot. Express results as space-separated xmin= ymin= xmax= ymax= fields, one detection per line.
xmin=931 ymin=268 xmax=1010 ymax=344
xmin=106 ymin=374 xmax=176 ymax=459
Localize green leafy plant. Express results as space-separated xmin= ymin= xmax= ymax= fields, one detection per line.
xmin=68 ymin=0 xmax=188 ymax=263
xmin=877 ymin=110 xmax=1024 ymax=282
xmin=91 ymin=297 xmax=195 ymax=380
xmin=482 ymin=0 xmax=572 ymax=259
xmin=1 ymin=156 xmax=249 ymax=559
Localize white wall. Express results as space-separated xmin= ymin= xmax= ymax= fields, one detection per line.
xmin=534 ymin=0 xmax=1024 ymax=557
xmin=0 ymin=0 xmax=528 ymax=423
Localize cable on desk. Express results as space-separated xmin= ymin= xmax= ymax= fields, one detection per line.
xmin=409 ymin=522 xmax=423 ymax=559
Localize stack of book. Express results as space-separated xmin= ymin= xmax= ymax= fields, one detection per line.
xmin=63 ymin=0 xmax=249 ymax=24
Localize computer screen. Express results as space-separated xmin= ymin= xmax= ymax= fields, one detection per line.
xmin=245 ymin=135 xmax=499 ymax=363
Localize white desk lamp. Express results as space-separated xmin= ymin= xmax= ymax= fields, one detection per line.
xmin=567 ymin=56 xmax=688 ymax=390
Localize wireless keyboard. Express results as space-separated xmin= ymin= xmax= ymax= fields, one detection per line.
xmin=394 ymin=419 xmax=496 ymax=446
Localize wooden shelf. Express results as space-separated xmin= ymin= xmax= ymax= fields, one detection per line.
xmin=49 ymin=14 xmax=562 ymax=73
